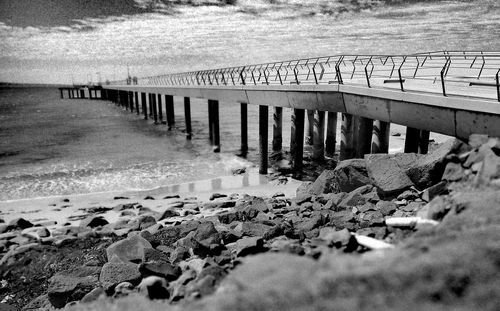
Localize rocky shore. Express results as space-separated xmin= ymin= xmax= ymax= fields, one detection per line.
xmin=1 ymin=134 xmax=499 ymax=310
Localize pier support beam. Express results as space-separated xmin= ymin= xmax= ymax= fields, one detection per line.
xmin=340 ymin=113 xmax=355 ymax=160
xmin=157 ymin=94 xmax=164 ymax=124
xmin=141 ymin=92 xmax=148 ymax=120
xmin=135 ymin=92 xmax=139 ymax=114
xmin=184 ymin=97 xmax=192 ymax=140
xmin=306 ymin=110 xmax=314 ymax=145
xmin=165 ymin=95 xmax=175 ymax=128
xmin=80 ymin=89 xmax=85 ymax=99
xmin=354 ymin=117 xmax=374 ymax=158
xmin=291 ymin=109 xmax=305 ymax=178
xmin=60 ymin=89 xmax=64 ymax=99
xmin=259 ymin=105 xmax=269 ymax=174
xmin=404 ymin=127 xmax=421 ymax=153
xmin=312 ymin=110 xmax=326 ymax=161
xmin=128 ymin=92 xmax=134 ymax=113
xmin=152 ymin=94 xmax=159 ymax=124
xmin=371 ymin=120 xmax=390 ymax=153
xmin=272 ymin=107 xmax=283 ymax=152
xmin=208 ymin=100 xmax=213 ymax=141
xmin=209 ymin=100 xmax=220 ymax=153
xmin=419 ymin=130 xmax=430 ymax=154
xmin=148 ymin=94 xmax=153 ymax=117
xmin=240 ymin=102 xmax=248 ymax=156
xmin=325 ymin=112 xmax=337 ymax=157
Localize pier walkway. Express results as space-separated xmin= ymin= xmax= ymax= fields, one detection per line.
xmin=62 ymin=51 xmax=500 ymax=175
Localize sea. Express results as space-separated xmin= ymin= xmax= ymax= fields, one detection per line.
xmin=0 ymin=0 xmax=499 ymax=201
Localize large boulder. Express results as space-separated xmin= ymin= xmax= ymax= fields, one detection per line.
xmin=406 ymin=138 xmax=466 ymax=188
xmin=47 ymin=267 xmax=101 ymax=308
xmin=99 ymin=257 xmax=142 ymax=292
xmin=106 ymin=234 xmax=152 ymax=263
xmin=327 ymin=159 xmax=372 ymax=193
xmin=365 ymin=154 xmax=414 ymax=196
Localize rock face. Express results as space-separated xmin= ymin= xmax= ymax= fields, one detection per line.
xmin=327 ymin=159 xmax=371 ymax=193
xmin=365 ymin=154 xmax=414 ymax=196
xmin=106 ymin=235 xmax=152 ymax=263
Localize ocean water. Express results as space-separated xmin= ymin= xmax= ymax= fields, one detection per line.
xmin=0 ymin=86 xmax=446 ymax=201
xmin=0 ymin=0 xmax=497 ymax=200
xmin=0 ymin=87 xmax=281 ymax=200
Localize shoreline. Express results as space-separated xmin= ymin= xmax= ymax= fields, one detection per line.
xmin=0 ymin=169 xmax=302 ymax=228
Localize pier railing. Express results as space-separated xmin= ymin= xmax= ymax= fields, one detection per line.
xmin=109 ymin=51 xmax=500 ymax=101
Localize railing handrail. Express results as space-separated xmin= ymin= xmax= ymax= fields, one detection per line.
xmin=107 ymin=50 xmax=500 ymax=101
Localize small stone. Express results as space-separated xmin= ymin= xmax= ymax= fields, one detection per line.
xmin=442 ymin=162 xmax=465 ymax=182
xmin=143 ymin=247 xmax=171 ymax=263
xmin=114 ymin=282 xmax=134 ymax=297
xmin=144 ymin=196 xmax=155 ymax=200
xmin=35 ymin=227 xmax=50 ymax=238
xmin=376 ymin=201 xmax=397 ymax=216
xmin=401 ymin=202 xmax=425 ymax=213
xmin=138 ymin=276 xmax=169 ymax=300
xmin=7 ymin=218 xmax=33 ymax=230
xmin=139 ymin=261 xmax=181 ymax=281
xmin=80 ymin=216 xmax=108 ymax=228
xmin=114 ymin=196 xmax=130 ymax=200
xmin=157 ymin=208 xmax=180 ymax=221
xmin=209 ymin=193 xmax=228 ymax=200
xmin=163 ymin=195 xmax=180 ymax=199
xmin=80 ymin=287 xmax=105 ymax=303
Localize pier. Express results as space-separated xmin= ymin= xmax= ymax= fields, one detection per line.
xmin=64 ymin=51 xmax=500 ymax=175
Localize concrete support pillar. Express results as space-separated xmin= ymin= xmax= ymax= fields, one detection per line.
xmin=123 ymin=91 xmax=128 ymax=110
xmin=419 ymin=130 xmax=430 ymax=154
xmin=404 ymin=127 xmax=420 ymax=153
xmin=272 ymin=107 xmax=283 ymax=152
xmin=157 ymin=94 xmax=164 ymax=124
xmin=306 ymin=110 xmax=314 ymax=145
xmin=340 ymin=113 xmax=355 ymax=160
xmin=325 ymin=112 xmax=337 ymax=157
xmin=292 ymin=109 xmax=305 ymax=178
xmin=148 ymin=94 xmax=154 ymax=117
xmin=290 ymin=111 xmax=296 ymax=156
xmin=152 ymin=94 xmax=159 ymax=124
xmin=208 ymin=100 xmax=213 ymax=142
xmin=80 ymin=89 xmax=85 ymax=99
xmin=312 ymin=110 xmax=326 ymax=161
xmin=60 ymin=89 xmax=64 ymax=99
xmin=141 ymin=92 xmax=148 ymax=120
xmin=259 ymin=105 xmax=269 ymax=174
xmin=89 ymin=89 xmax=93 ymax=100
xmin=129 ymin=92 xmax=134 ymax=113
xmin=240 ymin=102 xmax=248 ymax=156
xmin=135 ymin=92 xmax=139 ymax=114
xmin=354 ymin=117 xmax=374 ymax=158
xmin=211 ymin=100 xmax=220 ymax=153
xmin=165 ymin=95 xmax=175 ymax=128
xmin=184 ymin=97 xmax=192 ymax=140
xmin=371 ymin=120 xmax=390 ymax=153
